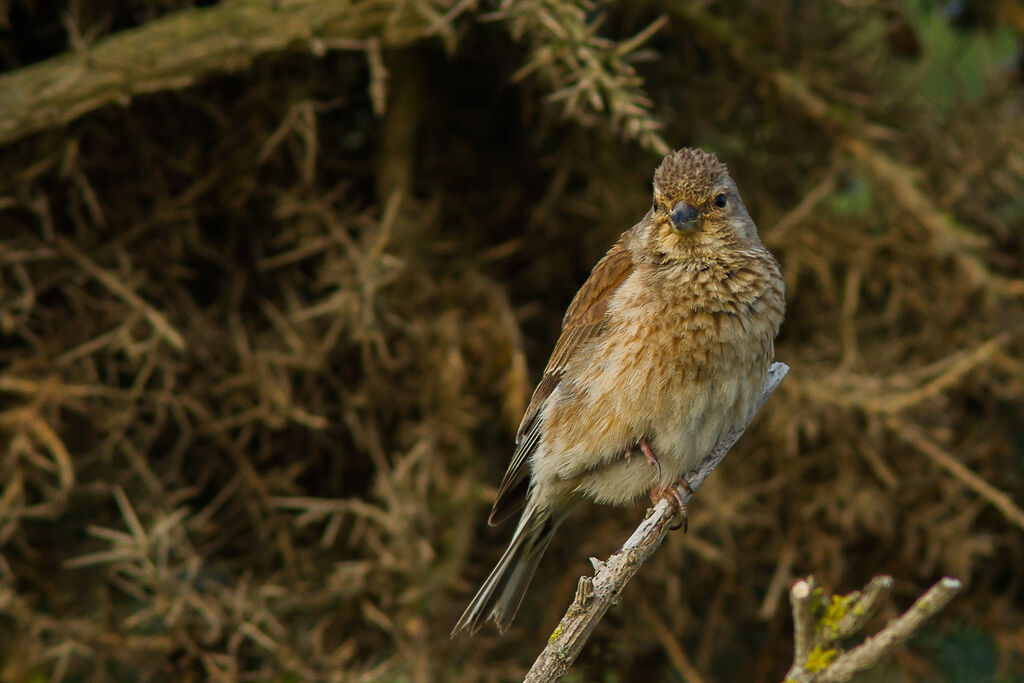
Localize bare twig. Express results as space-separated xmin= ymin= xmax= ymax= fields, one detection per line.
xmin=785 ymin=575 xmax=963 ymax=683
xmin=829 ymin=575 xmax=894 ymax=641
xmin=887 ymin=418 xmax=1024 ymax=533
xmin=639 ymin=599 xmax=706 ymax=683
xmin=493 ymin=0 xmax=669 ymax=154
xmin=816 ymin=578 xmax=962 ymax=682
xmin=759 ymin=543 xmax=796 ymax=619
xmin=789 ymin=576 xmax=820 ymax=673
xmin=523 ymin=362 xmax=789 ymax=683
xmin=55 ymin=237 xmax=186 ymax=351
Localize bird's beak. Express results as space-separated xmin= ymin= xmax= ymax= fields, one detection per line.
xmin=670 ymin=201 xmax=700 ymax=232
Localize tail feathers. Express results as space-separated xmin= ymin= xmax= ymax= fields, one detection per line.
xmin=451 ymin=509 xmax=561 ymax=636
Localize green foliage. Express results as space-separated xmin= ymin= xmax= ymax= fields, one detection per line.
xmin=827 ymin=174 xmax=874 ymax=219
xmin=903 ymin=0 xmax=1019 ymax=110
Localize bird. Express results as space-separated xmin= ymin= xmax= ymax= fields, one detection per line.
xmin=452 ymin=147 xmax=785 ymax=636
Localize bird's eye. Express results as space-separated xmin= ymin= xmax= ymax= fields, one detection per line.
xmin=713 ymin=193 xmax=727 ymax=209
xmin=652 ymin=200 xmax=660 ymax=213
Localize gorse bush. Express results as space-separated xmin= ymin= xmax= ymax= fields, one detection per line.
xmin=0 ymin=0 xmax=1021 ymax=680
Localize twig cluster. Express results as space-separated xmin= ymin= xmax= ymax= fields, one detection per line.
xmin=488 ymin=0 xmax=669 ymax=154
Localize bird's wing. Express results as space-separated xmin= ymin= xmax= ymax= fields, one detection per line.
xmin=488 ymin=237 xmax=635 ymax=525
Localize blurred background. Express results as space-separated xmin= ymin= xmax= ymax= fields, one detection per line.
xmin=0 ymin=0 xmax=1022 ymax=680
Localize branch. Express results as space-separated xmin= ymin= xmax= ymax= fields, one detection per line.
xmin=54 ymin=238 xmax=186 ymax=351
xmin=0 ymin=0 xmax=464 ymax=148
xmin=887 ymin=417 xmax=1024 ymax=533
xmin=785 ymin=575 xmax=963 ymax=683
xmin=523 ymin=361 xmax=789 ymax=683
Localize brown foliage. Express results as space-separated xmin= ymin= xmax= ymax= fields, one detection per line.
xmin=0 ymin=0 xmax=1022 ymax=680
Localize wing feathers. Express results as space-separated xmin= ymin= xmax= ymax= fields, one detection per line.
xmin=488 ymin=237 xmax=635 ymax=524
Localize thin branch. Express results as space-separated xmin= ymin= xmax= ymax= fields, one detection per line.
xmin=830 ymin=575 xmax=893 ymax=641
xmin=759 ymin=543 xmax=796 ymax=619
xmin=523 ymin=362 xmax=789 ymax=683
xmin=639 ymin=599 xmax=707 ymax=683
xmin=55 ymin=237 xmax=186 ymax=351
xmin=785 ymin=575 xmax=962 ymax=683
xmin=887 ymin=418 xmax=1024 ymax=533
xmin=816 ymin=578 xmax=963 ymax=683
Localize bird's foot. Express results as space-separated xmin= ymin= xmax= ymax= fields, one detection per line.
xmin=624 ymin=437 xmax=662 ymax=476
xmin=649 ymin=477 xmax=694 ymax=532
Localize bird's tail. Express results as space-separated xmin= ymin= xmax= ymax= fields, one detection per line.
xmin=451 ymin=505 xmax=563 ymax=636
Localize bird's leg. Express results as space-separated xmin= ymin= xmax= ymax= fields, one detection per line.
xmin=649 ymin=477 xmax=694 ymax=532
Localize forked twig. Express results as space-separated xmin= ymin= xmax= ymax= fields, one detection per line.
xmin=786 ymin=575 xmax=963 ymax=682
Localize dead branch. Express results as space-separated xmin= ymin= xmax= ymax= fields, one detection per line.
xmin=0 ymin=0 xmax=466 ymax=148
xmin=55 ymin=238 xmax=186 ymax=351
xmin=786 ymin=575 xmax=963 ymax=683
xmin=887 ymin=418 xmax=1024 ymax=533
xmin=523 ymin=362 xmax=789 ymax=683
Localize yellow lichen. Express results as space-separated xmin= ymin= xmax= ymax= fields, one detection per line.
xmin=804 ymin=646 xmax=838 ymax=673
xmin=819 ymin=594 xmax=853 ymax=638
xmin=811 ymin=587 xmax=826 ymax=612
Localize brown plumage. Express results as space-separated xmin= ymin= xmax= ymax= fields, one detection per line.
xmin=453 ymin=147 xmax=785 ymax=636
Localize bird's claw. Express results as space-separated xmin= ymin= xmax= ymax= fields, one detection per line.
xmin=638 ymin=437 xmax=662 ymax=478
xmin=625 ymin=438 xmax=662 ymax=478
xmin=649 ymin=477 xmax=693 ymax=532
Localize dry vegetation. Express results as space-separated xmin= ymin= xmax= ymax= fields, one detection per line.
xmin=0 ymin=0 xmax=1022 ymax=680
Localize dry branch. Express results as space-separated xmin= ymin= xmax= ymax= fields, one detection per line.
xmin=887 ymin=418 xmax=1024 ymax=533
xmin=55 ymin=237 xmax=186 ymax=351
xmin=0 ymin=0 xmax=462 ymax=148
xmin=0 ymin=0 xmax=671 ymax=154
xmin=786 ymin=575 xmax=963 ymax=683
xmin=490 ymin=0 xmax=669 ymax=154
xmin=523 ymin=362 xmax=789 ymax=683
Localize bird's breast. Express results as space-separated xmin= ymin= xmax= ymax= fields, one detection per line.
xmin=537 ymin=258 xmax=783 ymax=505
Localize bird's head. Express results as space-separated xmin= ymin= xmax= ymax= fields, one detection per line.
xmin=642 ymin=147 xmax=760 ymax=260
